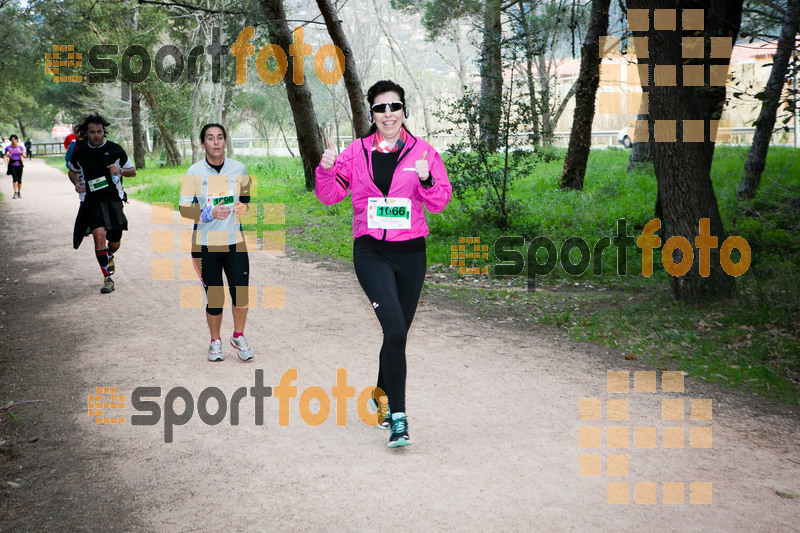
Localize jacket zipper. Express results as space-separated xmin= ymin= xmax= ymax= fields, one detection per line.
xmin=364 ymin=135 xmax=417 ymax=241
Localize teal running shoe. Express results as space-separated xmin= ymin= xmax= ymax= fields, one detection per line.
xmin=388 ymin=413 xmax=411 ymax=448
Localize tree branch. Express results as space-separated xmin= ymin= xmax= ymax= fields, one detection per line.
xmin=501 ymin=0 xmax=523 ymax=12
xmin=137 ymin=0 xmax=247 ymax=15
xmin=762 ymin=0 xmax=787 ymax=17
xmin=137 ymin=0 xmax=328 ymax=24
xmin=743 ymin=7 xmax=782 ymax=20
xmin=552 ymin=78 xmax=578 ymax=125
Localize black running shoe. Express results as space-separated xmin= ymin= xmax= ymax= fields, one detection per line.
xmin=100 ymin=277 xmax=115 ymax=294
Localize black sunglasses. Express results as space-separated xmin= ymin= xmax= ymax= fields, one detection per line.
xmin=370 ymin=101 xmax=404 ymax=114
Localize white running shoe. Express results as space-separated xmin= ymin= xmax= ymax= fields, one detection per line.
xmin=230 ymin=335 xmax=254 ymax=362
xmin=208 ymin=339 xmax=224 ymax=362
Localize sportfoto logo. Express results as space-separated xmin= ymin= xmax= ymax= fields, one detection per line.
xmin=91 ymin=369 xmax=384 ymax=443
xmin=49 ymin=26 xmax=344 ymax=99
xmin=485 ymin=218 xmax=751 ymax=278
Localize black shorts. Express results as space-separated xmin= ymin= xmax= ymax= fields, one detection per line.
xmin=8 ymin=165 xmax=22 ymax=183
xmin=191 ymin=243 xmax=250 ymax=311
xmin=85 ymin=200 xmax=128 ymax=242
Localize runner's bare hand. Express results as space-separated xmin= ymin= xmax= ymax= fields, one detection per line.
xmin=234 ymin=201 xmax=248 ymax=217
xmin=212 ymin=204 xmax=231 ymax=219
xmin=415 ymin=151 xmax=429 ymax=181
xmin=320 ymin=138 xmax=337 ymax=170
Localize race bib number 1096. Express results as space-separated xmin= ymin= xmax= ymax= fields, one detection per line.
xmin=207 ymin=195 xmax=234 ymax=208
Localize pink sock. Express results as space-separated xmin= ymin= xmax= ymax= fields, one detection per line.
xmin=233 ymin=331 xmax=244 ymax=338
xmin=211 ymin=337 xmax=221 ymax=343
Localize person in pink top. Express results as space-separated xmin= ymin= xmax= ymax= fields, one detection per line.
xmin=315 ymin=80 xmax=452 ymax=448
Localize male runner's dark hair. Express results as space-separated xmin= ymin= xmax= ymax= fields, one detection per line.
xmin=81 ymin=113 xmax=111 ymax=136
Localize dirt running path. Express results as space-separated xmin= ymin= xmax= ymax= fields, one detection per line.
xmin=1 ymin=159 xmax=799 ymax=531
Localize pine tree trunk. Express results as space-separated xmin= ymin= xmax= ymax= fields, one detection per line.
xmin=479 ymin=0 xmax=502 ymax=153
xmin=560 ymin=0 xmax=611 ymax=190
xmin=519 ymin=1 xmax=541 ymax=146
xmin=537 ymin=55 xmax=554 ymax=145
xmin=316 ymin=0 xmax=370 ymax=138
xmin=17 ymin=119 xmax=27 ymax=140
xmin=128 ymin=7 xmax=146 ymax=168
xmin=455 ymin=25 xmax=469 ymax=93
xmin=220 ymin=83 xmax=234 ymax=159
xmin=151 ymin=127 xmax=161 ymax=156
xmin=626 ymin=6 xmax=653 ymax=173
xmin=642 ymin=0 xmax=743 ymax=303
xmin=259 ymin=0 xmax=324 ymax=190
xmin=160 ymin=129 xmax=182 ymax=166
xmin=738 ymin=0 xmax=800 ymax=200
xmin=371 ymin=0 xmax=433 ymax=138
xmin=190 ymin=79 xmax=202 ymax=164
xmin=131 ymin=86 xmax=146 ymax=169
xmin=628 ymin=112 xmax=653 ymax=171
xmin=549 ymin=80 xmax=578 ymax=146
xmin=143 ymin=90 xmax=181 ymax=166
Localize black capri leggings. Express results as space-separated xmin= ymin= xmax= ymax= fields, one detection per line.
xmin=191 ymin=243 xmax=249 ymax=315
xmin=353 ymin=242 xmax=426 ymax=415
xmin=9 ymin=166 xmax=23 ymax=183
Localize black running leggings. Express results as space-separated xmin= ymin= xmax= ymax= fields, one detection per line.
xmin=9 ymin=165 xmax=23 ymax=183
xmin=191 ymin=244 xmax=249 ymax=315
xmin=353 ymin=242 xmax=426 ymax=415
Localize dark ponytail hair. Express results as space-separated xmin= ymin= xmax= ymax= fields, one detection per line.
xmin=364 ymin=80 xmax=411 ymax=137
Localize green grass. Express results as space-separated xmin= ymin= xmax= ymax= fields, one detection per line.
xmin=97 ymin=147 xmax=800 ymax=405
xmin=44 ymin=155 xmax=68 ymax=172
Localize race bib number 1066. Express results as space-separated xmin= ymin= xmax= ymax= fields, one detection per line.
xmin=367 ymin=197 xmax=412 ymax=230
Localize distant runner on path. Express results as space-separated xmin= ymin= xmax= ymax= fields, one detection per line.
xmin=68 ymin=114 xmax=135 ymax=294
xmin=315 ymin=80 xmax=452 ymax=448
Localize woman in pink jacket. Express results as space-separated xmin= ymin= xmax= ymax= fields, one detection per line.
xmin=316 ymin=80 xmax=452 ymax=448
